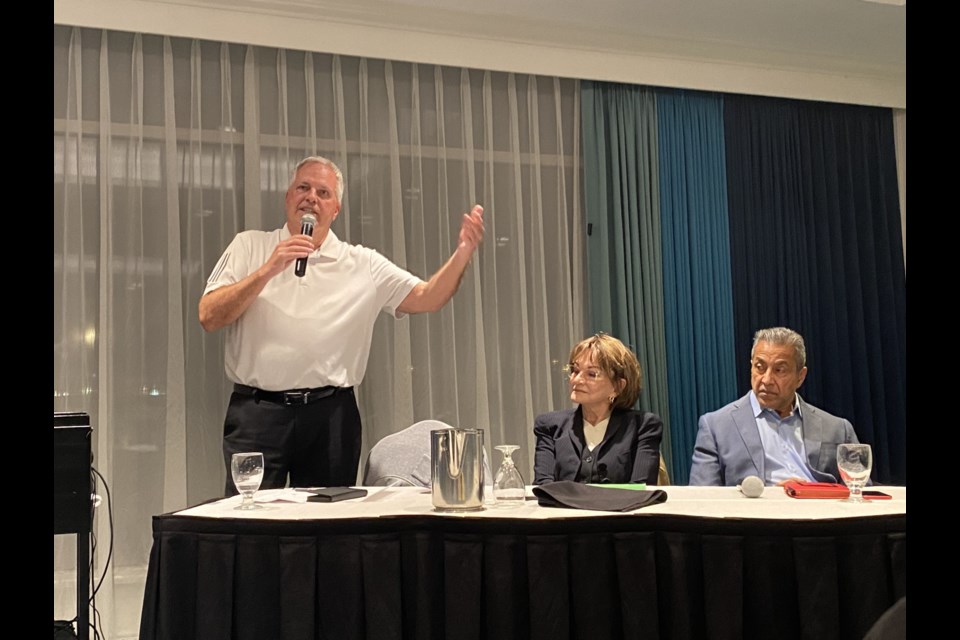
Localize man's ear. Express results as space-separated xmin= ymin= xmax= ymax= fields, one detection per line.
xmin=798 ymin=366 xmax=808 ymax=387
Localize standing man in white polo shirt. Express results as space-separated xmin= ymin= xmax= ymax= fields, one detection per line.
xmin=200 ymin=156 xmax=485 ymax=495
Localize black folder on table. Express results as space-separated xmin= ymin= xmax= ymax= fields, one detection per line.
xmin=306 ymin=487 xmax=368 ymax=502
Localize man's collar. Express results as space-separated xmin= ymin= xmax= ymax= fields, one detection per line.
xmin=316 ymin=229 xmax=341 ymax=258
xmin=749 ymin=390 xmax=803 ymax=419
xmin=278 ymin=226 xmax=341 ymax=257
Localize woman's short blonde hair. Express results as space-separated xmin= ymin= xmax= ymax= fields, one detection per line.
xmin=567 ymin=333 xmax=643 ymax=410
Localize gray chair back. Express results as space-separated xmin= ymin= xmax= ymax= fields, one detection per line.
xmin=363 ymin=420 xmax=494 ymax=488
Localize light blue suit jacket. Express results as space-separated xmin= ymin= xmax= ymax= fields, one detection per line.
xmin=688 ymin=393 xmax=859 ymax=486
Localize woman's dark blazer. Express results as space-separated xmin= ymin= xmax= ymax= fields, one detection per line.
xmin=533 ymin=406 xmax=663 ymax=485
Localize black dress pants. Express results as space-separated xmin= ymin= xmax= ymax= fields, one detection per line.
xmin=221 ymin=387 xmax=361 ymax=496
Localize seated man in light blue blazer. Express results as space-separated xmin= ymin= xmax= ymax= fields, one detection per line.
xmin=689 ymin=327 xmax=860 ymax=486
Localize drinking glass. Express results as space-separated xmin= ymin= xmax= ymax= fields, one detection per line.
xmin=493 ymin=445 xmax=525 ymax=507
xmin=837 ymin=443 xmax=872 ymax=503
xmin=231 ymin=452 xmax=264 ymax=510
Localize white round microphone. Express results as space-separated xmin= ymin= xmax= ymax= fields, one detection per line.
xmin=737 ymin=475 xmax=764 ymax=498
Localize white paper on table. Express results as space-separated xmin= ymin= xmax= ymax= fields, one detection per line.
xmin=253 ymin=488 xmax=311 ymax=503
xmin=360 ymin=486 xmax=430 ymax=502
xmin=251 ymin=486 xmax=416 ymax=504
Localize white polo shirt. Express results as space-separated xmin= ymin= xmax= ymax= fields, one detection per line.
xmin=204 ymin=227 xmax=422 ymax=391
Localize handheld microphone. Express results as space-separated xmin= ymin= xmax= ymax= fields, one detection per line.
xmin=737 ymin=475 xmax=764 ymax=498
xmin=294 ymin=213 xmax=317 ymax=278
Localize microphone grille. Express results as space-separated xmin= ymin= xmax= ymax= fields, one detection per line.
xmin=301 ymin=213 xmax=318 ymax=226
xmin=739 ymin=475 xmax=764 ymax=498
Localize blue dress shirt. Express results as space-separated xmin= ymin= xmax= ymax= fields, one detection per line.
xmin=749 ymin=391 xmax=816 ymax=484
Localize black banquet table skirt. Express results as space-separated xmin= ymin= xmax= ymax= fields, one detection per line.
xmin=138 ymin=486 xmax=906 ymax=640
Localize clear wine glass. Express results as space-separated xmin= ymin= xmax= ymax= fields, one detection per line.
xmin=493 ymin=445 xmax=525 ymax=507
xmin=837 ymin=443 xmax=872 ymax=503
xmin=231 ymin=452 xmax=264 ymax=510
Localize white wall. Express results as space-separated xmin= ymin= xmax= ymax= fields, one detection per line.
xmin=54 ymin=0 xmax=904 ymax=109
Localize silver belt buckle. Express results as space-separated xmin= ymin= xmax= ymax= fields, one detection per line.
xmin=283 ymin=391 xmax=308 ymax=406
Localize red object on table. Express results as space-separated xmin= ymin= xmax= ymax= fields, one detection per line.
xmin=782 ymin=480 xmax=850 ymax=499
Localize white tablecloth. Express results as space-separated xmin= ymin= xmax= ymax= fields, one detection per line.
xmin=174 ymin=484 xmax=906 ymax=521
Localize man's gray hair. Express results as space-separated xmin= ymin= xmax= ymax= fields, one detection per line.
xmin=751 ymin=327 xmax=807 ymax=370
xmin=290 ymin=156 xmax=344 ymax=202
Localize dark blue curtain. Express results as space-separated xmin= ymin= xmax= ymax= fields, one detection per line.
xmin=724 ymin=96 xmax=906 ymax=483
xmin=656 ymin=90 xmax=738 ymax=483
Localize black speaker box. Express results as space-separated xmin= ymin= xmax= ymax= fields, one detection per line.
xmin=53 ymin=412 xmax=91 ymax=534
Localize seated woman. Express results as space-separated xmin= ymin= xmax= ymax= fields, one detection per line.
xmin=533 ymin=333 xmax=663 ymax=485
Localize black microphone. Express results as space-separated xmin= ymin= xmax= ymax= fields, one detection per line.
xmin=294 ymin=213 xmax=317 ymax=278
xmin=596 ymin=463 xmax=610 ymax=484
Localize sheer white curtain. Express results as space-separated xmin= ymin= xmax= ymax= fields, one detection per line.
xmin=54 ymin=26 xmax=582 ymax=638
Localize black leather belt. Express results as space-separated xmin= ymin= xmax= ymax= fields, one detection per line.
xmin=233 ymin=383 xmax=349 ymax=406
